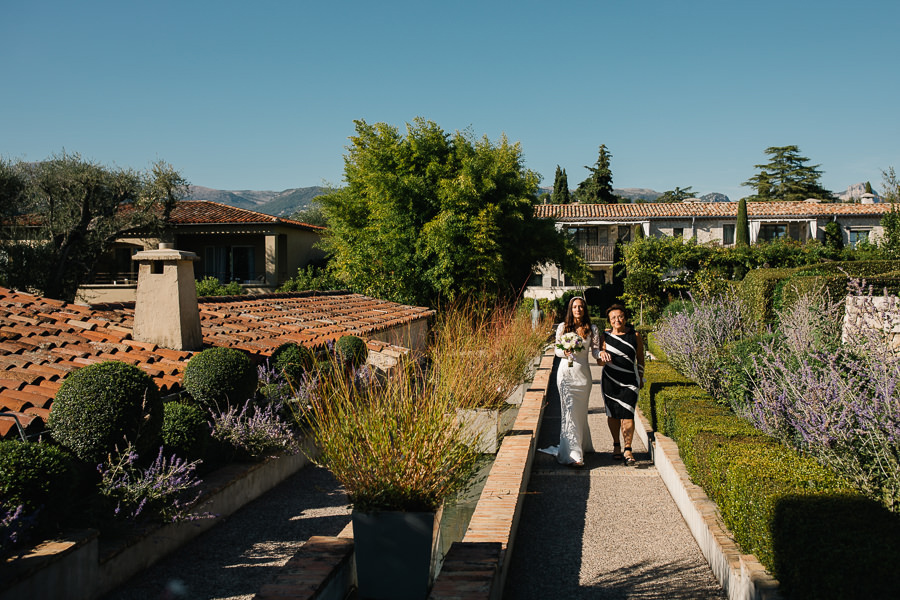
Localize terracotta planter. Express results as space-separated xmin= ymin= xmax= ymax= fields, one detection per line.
xmin=351 ymin=507 xmax=443 ymax=600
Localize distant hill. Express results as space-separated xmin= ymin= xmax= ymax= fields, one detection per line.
xmin=185 ymin=186 xmax=329 ymax=217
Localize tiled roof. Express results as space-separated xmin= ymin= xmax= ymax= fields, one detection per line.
xmin=168 ymin=201 xmax=325 ymax=231
xmin=534 ymin=201 xmax=892 ymax=221
xmin=0 ymin=288 xmax=432 ymax=441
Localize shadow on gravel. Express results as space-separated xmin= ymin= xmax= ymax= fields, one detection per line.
xmin=101 ymin=464 xmax=350 ymax=600
xmin=582 ymin=559 xmax=728 ymax=600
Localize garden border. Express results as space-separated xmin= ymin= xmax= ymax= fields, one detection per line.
xmin=1 ymin=436 xmax=318 ymax=600
xmin=632 ymin=404 xmax=782 ymax=600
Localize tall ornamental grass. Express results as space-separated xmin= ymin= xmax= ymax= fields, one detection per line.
xmin=429 ymin=301 xmax=547 ymax=409
xmin=303 ymin=357 xmax=480 ymax=512
xmin=653 ymin=291 xmax=751 ymax=400
xmin=745 ymin=281 xmax=900 ymax=511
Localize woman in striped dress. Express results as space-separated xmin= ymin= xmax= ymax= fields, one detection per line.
xmin=598 ymin=304 xmax=644 ymax=466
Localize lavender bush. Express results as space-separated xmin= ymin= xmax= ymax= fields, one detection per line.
xmin=654 ymin=290 xmax=751 ymax=399
xmin=1 ymin=504 xmax=36 ymax=554
xmin=210 ymin=399 xmax=301 ymax=458
xmin=97 ymin=446 xmax=206 ymax=522
xmin=744 ymin=281 xmax=900 ymax=511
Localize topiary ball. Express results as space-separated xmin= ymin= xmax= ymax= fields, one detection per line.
xmin=161 ymin=400 xmax=210 ymax=460
xmin=182 ymin=347 xmax=258 ymax=410
xmin=48 ymin=360 xmax=163 ymax=464
xmin=0 ymin=440 xmax=77 ymax=520
xmin=270 ymin=342 xmax=315 ymax=385
xmin=335 ymin=335 xmax=368 ymax=369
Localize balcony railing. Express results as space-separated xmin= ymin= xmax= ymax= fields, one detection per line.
xmin=576 ymin=244 xmax=616 ymax=264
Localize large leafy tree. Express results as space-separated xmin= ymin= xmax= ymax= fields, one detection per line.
xmin=657 ymin=186 xmax=695 ymax=203
xmin=318 ymin=118 xmax=578 ymax=306
xmin=0 ymin=153 xmax=187 ymax=301
xmin=574 ymin=144 xmax=617 ymax=204
xmin=551 ymin=166 xmax=570 ymax=204
xmin=742 ymin=145 xmax=833 ymax=202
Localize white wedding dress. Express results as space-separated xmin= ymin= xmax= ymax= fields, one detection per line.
xmin=541 ymin=323 xmax=600 ymax=465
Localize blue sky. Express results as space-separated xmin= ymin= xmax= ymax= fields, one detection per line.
xmin=3 ymin=1 xmax=898 ymax=201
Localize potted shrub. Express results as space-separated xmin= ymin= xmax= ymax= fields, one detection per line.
xmin=303 ymin=358 xmax=480 ymax=600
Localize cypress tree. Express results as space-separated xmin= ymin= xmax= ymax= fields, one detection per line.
xmin=551 ymin=166 xmax=570 ymax=204
xmin=735 ymin=198 xmax=750 ymax=247
xmin=632 ymin=223 xmax=645 ymax=239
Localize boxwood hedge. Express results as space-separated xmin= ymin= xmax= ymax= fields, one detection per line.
xmin=182 ymin=347 xmax=258 ymax=410
xmin=642 ymin=360 xmax=900 ymax=599
xmin=48 ymin=361 xmax=163 ymax=463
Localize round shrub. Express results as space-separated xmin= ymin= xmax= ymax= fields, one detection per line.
xmin=335 ymin=335 xmax=368 ymax=368
xmin=49 ymin=361 xmax=163 ymax=463
xmin=0 ymin=440 xmax=77 ymax=519
xmin=161 ymin=401 xmax=210 ymax=460
xmin=270 ymin=342 xmax=315 ymax=385
xmin=182 ymin=347 xmax=258 ymax=410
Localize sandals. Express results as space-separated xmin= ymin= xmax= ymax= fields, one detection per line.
xmin=624 ymin=447 xmax=636 ymax=467
xmin=611 ymin=443 xmax=623 ymax=460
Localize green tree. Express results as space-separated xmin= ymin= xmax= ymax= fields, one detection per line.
xmin=551 ymin=166 xmax=570 ymax=204
xmin=735 ymin=198 xmax=750 ymax=247
xmin=574 ymin=144 xmax=617 ymax=204
xmin=318 ymin=118 xmax=579 ymax=306
xmin=742 ymin=145 xmax=833 ymax=202
xmin=658 ymin=186 xmax=695 ymax=202
xmin=865 ymin=181 xmax=874 ymax=195
xmin=823 ymin=221 xmax=844 ymax=252
xmin=0 ymin=153 xmax=188 ymax=301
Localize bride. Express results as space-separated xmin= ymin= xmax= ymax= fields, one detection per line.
xmin=549 ymin=296 xmax=601 ymax=467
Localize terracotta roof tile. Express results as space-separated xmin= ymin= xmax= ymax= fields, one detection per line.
xmin=534 ymin=201 xmax=892 ymax=221
xmin=167 ymin=201 xmax=325 ymax=232
xmin=0 ymin=286 xmax=432 ymax=440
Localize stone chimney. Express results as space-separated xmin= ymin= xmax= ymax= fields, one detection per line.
xmin=132 ymin=243 xmax=203 ymax=350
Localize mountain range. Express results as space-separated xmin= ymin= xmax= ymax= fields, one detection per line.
xmin=186 ymin=186 xmax=329 ymax=217
xmin=187 ymin=182 xmax=873 ymax=218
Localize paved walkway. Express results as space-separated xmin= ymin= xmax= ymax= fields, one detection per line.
xmin=503 ymin=359 xmax=726 ymax=599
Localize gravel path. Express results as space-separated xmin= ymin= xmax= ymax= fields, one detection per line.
xmin=504 ymin=360 xmax=726 ymax=599
xmin=100 ymin=464 xmax=351 ymax=600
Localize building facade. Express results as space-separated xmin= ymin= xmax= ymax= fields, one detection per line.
xmin=528 ymin=201 xmax=890 ymax=299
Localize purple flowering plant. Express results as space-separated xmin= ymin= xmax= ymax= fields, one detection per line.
xmin=97 ymin=445 xmax=207 ymax=523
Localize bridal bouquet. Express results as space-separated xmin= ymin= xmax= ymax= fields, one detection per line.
xmin=556 ymin=332 xmax=584 ymax=367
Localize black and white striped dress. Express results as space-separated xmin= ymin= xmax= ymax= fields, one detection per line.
xmin=601 ymin=326 xmax=642 ymax=419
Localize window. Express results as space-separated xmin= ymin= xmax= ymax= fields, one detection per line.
xmin=528 ymin=271 xmax=544 ymax=287
xmin=723 ymin=224 xmax=735 ymax=246
xmin=673 ymin=227 xmax=684 ymax=238
xmin=567 ymin=227 xmax=599 ymax=246
xmin=618 ymin=225 xmax=631 ymax=242
xmin=759 ymin=224 xmax=787 ymax=242
xmin=204 ymin=246 xmax=256 ymax=282
xmin=848 ymin=229 xmax=870 ymax=248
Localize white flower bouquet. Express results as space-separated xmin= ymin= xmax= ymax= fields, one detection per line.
xmin=556 ymin=332 xmax=585 ymax=367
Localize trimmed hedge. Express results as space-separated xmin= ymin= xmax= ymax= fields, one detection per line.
xmin=0 ymin=440 xmax=77 ymax=524
xmin=48 ymin=361 xmax=163 ymax=463
xmin=161 ymin=400 xmax=210 ymax=460
xmin=182 ymin=347 xmax=258 ymax=410
xmin=335 ymin=335 xmax=368 ymax=368
xmin=270 ymin=342 xmax=315 ymax=386
xmin=736 ymin=268 xmax=795 ymax=328
xmin=643 ymin=360 xmax=900 ymax=599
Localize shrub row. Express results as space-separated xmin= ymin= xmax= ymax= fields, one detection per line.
xmin=639 ymin=360 xmax=900 ymax=600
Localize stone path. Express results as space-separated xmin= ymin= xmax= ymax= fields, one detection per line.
xmin=503 ymin=360 xmax=726 ymax=599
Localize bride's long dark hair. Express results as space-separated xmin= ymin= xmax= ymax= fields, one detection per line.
xmin=562 ymin=296 xmax=592 ymax=337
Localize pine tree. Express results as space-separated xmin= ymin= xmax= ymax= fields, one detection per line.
xmin=735 ymin=198 xmax=750 ymax=247
xmin=741 ymin=145 xmax=832 ymax=202
xmin=551 ymin=166 xmax=570 ymax=204
xmin=574 ymin=144 xmax=617 ymax=204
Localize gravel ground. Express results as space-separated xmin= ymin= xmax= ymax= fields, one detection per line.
xmin=503 ymin=360 xmax=726 ymax=599
xmin=100 ymin=464 xmax=351 ymax=600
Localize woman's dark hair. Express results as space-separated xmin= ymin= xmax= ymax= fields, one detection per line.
xmin=563 ymin=296 xmax=592 ymax=335
xmin=605 ymin=303 xmax=628 ymax=319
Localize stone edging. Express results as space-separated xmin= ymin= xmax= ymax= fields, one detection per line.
xmin=632 ymin=406 xmax=782 ymax=600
